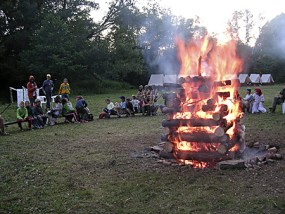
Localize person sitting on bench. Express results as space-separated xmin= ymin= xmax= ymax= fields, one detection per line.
xmin=62 ymin=98 xmax=79 ymax=123
xmin=33 ymin=99 xmax=48 ymax=127
xmin=75 ymin=96 xmax=89 ymax=122
xmin=115 ymin=96 xmax=127 ymax=117
xmin=0 ymin=115 xmax=9 ymax=135
xmin=269 ymin=83 xmax=285 ymax=113
xmin=25 ymin=100 xmax=41 ymax=129
xmin=47 ymin=95 xmax=62 ymax=126
xmin=17 ymin=101 xmax=32 ymax=130
xmin=102 ymin=99 xmax=117 ymax=118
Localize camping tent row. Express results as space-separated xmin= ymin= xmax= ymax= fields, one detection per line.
xmin=148 ymin=74 xmax=274 ymax=87
xmin=238 ymin=74 xmax=274 ymax=84
xmin=148 ymin=74 xmax=240 ymax=87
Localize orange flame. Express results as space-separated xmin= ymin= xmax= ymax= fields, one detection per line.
xmin=171 ymin=34 xmax=243 ymax=167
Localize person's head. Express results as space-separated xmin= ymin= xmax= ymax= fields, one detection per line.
xmin=119 ymin=96 xmax=125 ymax=101
xmin=63 ymin=78 xmax=68 ymax=83
xmin=126 ymin=98 xmax=131 ymax=103
xmin=34 ymin=99 xmax=41 ymax=106
xmin=25 ymin=101 xmax=30 ymax=107
xmin=132 ymin=95 xmax=136 ymax=100
xmin=29 ymin=75 xmax=35 ymax=83
xmin=76 ymin=96 xmax=83 ymax=101
xmin=54 ymin=95 xmax=62 ymax=103
xmin=46 ymin=74 xmax=51 ymax=80
xmin=62 ymin=98 xmax=68 ymax=105
xmin=105 ymin=99 xmax=111 ymax=104
xmin=19 ymin=101 xmax=25 ymax=108
xmin=246 ymin=88 xmax=251 ymax=94
xmin=144 ymin=85 xmax=149 ymax=90
xmin=255 ymin=88 xmax=262 ymax=96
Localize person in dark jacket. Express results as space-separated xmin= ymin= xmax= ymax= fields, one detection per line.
xmin=269 ymin=83 xmax=285 ymax=113
xmin=33 ymin=99 xmax=48 ymax=127
xmin=27 ymin=75 xmax=37 ymax=106
xmin=75 ymin=96 xmax=89 ymax=122
xmin=42 ymin=74 xmax=54 ymax=110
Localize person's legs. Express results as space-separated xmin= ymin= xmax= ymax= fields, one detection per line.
xmin=17 ymin=119 xmax=23 ymax=130
xmin=29 ymin=97 xmax=35 ymax=107
xmin=271 ymin=97 xmax=281 ymax=113
xmin=46 ymin=92 xmax=52 ymax=109
xmin=0 ymin=116 xmax=5 ymax=134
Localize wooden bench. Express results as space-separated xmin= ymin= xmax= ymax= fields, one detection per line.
xmin=4 ymin=121 xmax=18 ymax=127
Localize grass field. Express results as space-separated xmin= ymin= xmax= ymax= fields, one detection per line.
xmin=0 ymin=85 xmax=285 ymax=213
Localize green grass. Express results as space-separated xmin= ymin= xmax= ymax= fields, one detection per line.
xmin=0 ymin=86 xmax=285 ymax=213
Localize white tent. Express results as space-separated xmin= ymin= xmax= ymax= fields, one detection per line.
xmin=164 ymin=75 xmax=178 ymax=85
xmin=238 ymin=74 xmax=251 ymax=84
xmin=148 ymin=74 xmax=164 ymax=87
xmin=260 ymin=74 xmax=274 ymax=84
xmin=249 ymin=74 xmax=261 ymax=84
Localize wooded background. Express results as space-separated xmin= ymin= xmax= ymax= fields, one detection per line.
xmin=1 ymin=0 xmax=285 ymax=97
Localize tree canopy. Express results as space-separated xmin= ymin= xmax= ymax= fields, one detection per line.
xmin=1 ymin=0 xmax=285 ymax=97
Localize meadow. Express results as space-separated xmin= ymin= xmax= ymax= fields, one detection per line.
xmin=0 ymin=85 xmax=284 ymax=213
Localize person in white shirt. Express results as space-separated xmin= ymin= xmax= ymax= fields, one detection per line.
xmin=242 ymin=88 xmax=254 ymax=112
xmin=131 ymin=95 xmax=140 ymax=113
xmin=252 ymin=88 xmax=266 ymax=114
xmin=104 ymin=99 xmax=117 ymax=115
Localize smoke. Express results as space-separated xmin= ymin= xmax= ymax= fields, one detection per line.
xmin=137 ymin=13 xmax=204 ymax=75
xmin=256 ymin=13 xmax=285 ymax=59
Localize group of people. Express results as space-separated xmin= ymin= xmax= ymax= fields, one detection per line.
xmin=242 ymin=87 xmax=266 ymax=113
xmin=27 ymin=74 xmax=71 ymax=109
xmin=99 ymin=85 xmax=159 ymax=119
xmin=3 ymin=74 xmax=92 ymax=132
xmin=242 ymin=84 xmax=285 ymax=114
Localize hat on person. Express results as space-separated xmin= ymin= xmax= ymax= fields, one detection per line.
xmin=246 ymin=88 xmax=251 ymax=92
xmin=119 ymin=96 xmax=125 ymax=99
xmin=35 ymin=99 xmax=41 ymax=103
xmin=47 ymin=74 xmax=51 ymax=77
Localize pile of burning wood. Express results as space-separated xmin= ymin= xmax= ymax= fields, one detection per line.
xmin=159 ymin=76 xmax=245 ymax=168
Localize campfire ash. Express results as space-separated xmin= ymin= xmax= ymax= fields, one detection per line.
xmin=151 ymin=35 xmax=282 ymax=169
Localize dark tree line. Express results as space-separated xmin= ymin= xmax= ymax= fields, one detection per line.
xmin=1 ymin=0 xmax=285 ymax=98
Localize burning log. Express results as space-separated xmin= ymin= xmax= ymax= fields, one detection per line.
xmin=198 ymin=56 xmax=202 ymax=76
xmin=161 ymin=133 xmax=229 ymax=143
xmin=175 ymin=150 xmax=232 ymax=162
xmin=213 ymin=80 xmax=232 ymax=87
xmin=162 ymin=107 xmax=179 ymax=114
xmin=162 ymin=118 xmax=226 ymax=128
xmin=216 ymin=92 xmax=231 ymax=98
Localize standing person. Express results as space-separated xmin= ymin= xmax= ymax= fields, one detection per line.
xmin=58 ymin=78 xmax=71 ymax=100
xmin=42 ymin=74 xmax=54 ymax=110
xmin=17 ymin=101 xmax=32 ymax=130
xmin=27 ymin=75 xmax=37 ymax=106
xmin=252 ymin=88 xmax=266 ymax=114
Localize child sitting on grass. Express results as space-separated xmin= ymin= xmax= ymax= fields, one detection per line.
xmin=17 ymin=101 xmax=32 ymax=130
xmin=62 ymin=98 xmax=79 ymax=123
xmin=102 ymin=99 xmax=117 ymax=118
xmin=47 ymin=95 xmax=62 ymax=126
xmin=33 ymin=99 xmax=48 ymax=127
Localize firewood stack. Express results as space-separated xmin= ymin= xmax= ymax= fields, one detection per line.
xmin=159 ymin=76 xmax=245 ymax=168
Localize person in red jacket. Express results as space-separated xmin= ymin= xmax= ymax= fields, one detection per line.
xmin=27 ymin=75 xmax=37 ymax=106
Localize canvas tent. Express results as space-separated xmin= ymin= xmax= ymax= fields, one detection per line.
xmin=238 ymin=74 xmax=251 ymax=84
xmin=164 ymin=75 xmax=178 ymax=86
xmin=260 ymin=74 xmax=274 ymax=84
xmin=148 ymin=74 xmax=164 ymax=87
xmin=249 ymin=74 xmax=261 ymax=84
